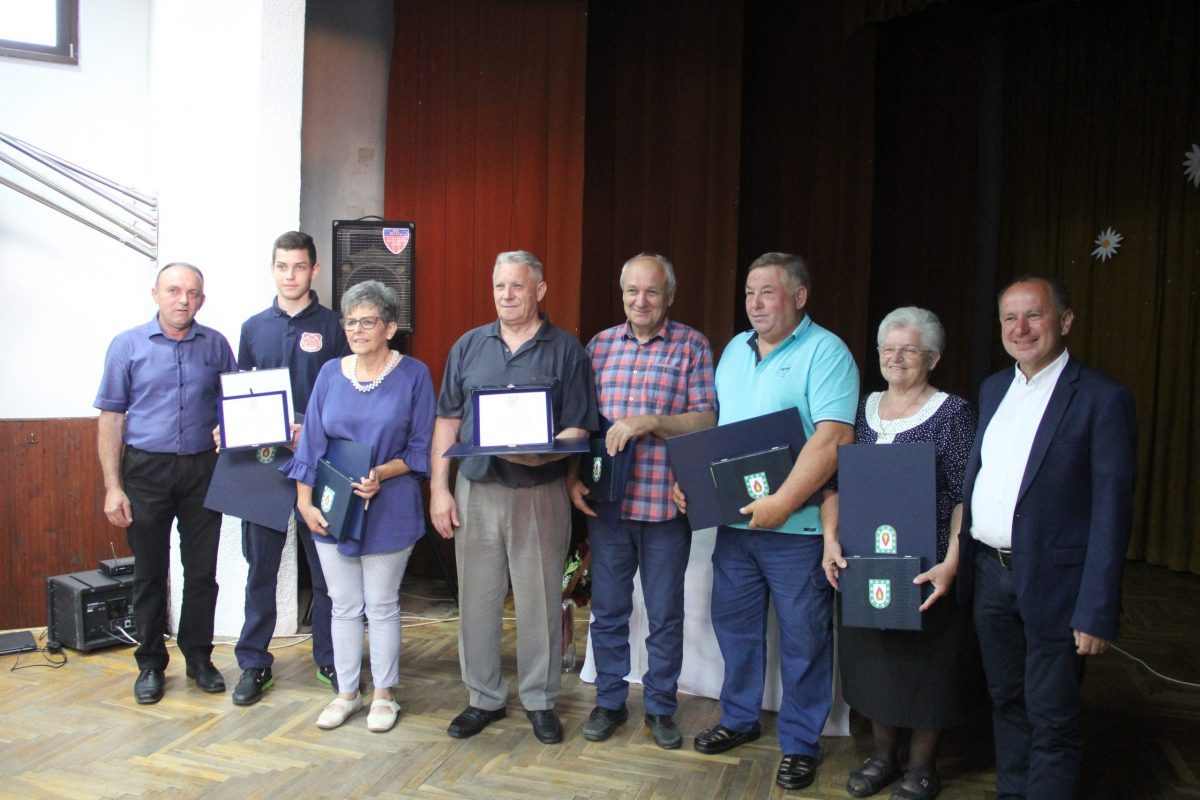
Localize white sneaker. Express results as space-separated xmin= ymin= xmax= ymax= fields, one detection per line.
xmin=316 ymin=693 xmax=363 ymax=729
xmin=367 ymin=698 xmax=402 ymax=732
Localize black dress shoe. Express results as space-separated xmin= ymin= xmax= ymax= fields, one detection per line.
xmin=186 ymin=660 xmax=226 ymax=693
xmin=890 ymin=770 xmax=942 ymax=800
xmin=134 ymin=668 xmax=164 ymax=704
xmin=644 ymin=714 xmax=682 ymax=750
xmin=231 ymin=667 xmax=274 ymax=706
xmin=526 ymin=709 xmax=564 ymax=744
xmin=693 ymin=723 xmax=761 ymax=754
xmin=776 ymin=753 xmax=819 ymax=791
xmin=847 ymin=755 xmax=899 ymax=797
xmin=446 ymin=705 xmax=507 ymax=738
xmin=582 ymin=704 xmax=628 ymax=741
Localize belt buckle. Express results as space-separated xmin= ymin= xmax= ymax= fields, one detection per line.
xmin=996 ymin=548 xmax=1012 ymax=569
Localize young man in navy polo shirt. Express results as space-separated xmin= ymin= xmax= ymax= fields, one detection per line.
xmin=231 ymin=231 xmax=351 ymax=705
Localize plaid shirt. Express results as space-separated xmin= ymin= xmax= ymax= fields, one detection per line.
xmin=587 ymin=318 xmax=717 ymax=521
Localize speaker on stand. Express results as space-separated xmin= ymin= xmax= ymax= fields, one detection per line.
xmin=332 ymin=218 xmax=415 ymax=352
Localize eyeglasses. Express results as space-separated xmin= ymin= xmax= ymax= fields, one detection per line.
xmin=878 ymin=345 xmax=926 ymax=358
xmin=342 ymin=316 xmax=383 ymax=330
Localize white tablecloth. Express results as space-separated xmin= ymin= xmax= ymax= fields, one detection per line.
xmin=581 ymin=526 xmax=849 ymax=736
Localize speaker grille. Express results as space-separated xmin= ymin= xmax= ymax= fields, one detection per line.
xmin=332 ymin=220 xmax=415 ymax=333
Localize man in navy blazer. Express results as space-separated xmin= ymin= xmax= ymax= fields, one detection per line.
xmin=959 ymin=276 xmax=1136 ymax=800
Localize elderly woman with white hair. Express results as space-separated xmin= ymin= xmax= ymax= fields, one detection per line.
xmin=287 ymin=280 xmax=435 ymax=734
xmin=823 ymin=307 xmax=983 ymax=800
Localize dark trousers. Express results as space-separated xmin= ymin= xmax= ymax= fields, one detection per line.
xmin=711 ymin=528 xmax=832 ymax=757
xmin=234 ymin=518 xmax=334 ymax=670
xmin=588 ymin=514 xmax=691 ymax=716
xmin=973 ymin=549 xmax=1086 ymax=800
xmin=122 ymin=447 xmax=221 ymax=671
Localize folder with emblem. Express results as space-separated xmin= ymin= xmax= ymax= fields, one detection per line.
xmin=204 ymin=445 xmax=296 ymax=530
xmin=709 ymin=444 xmax=794 ymax=527
xmin=665 ymin=408 xmax=808 ymax=530
xmin=836 ymin=442 xmax=937 ymax=570
xmin=312 ymin=438 xmax=375 ymax=542
xmin=444 ymin=384 xmax=589 ymax=457
xmin=839 ymin=556 xmax=923 ymax=631
xmin=580 ymin=420 xmax=637 ymax=504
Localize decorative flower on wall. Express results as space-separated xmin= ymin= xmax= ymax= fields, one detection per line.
xmin=1091 ymin=227 xmax=1123 ymax=261
xmin=1184 ymin=143 xmax=1200 ymax=188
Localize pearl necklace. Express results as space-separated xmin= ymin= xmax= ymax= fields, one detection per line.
xmin=350 ymin=351 xmax=399 ymax=393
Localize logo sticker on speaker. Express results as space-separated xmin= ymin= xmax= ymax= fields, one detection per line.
xmin=320 ymin=486 xmax=335 ymax=514
xmin=592 ymin=456 xmax=603 ymax=483
xmin=256 ymin=447 xmax=277 ymax=465
xmin=744 ymin=472 xmax=769 ymax=499
xmin=382 ymin=227 xmax=410 ymax=255
xmin=875 ymin=525 xmax=897 ymax=554
xmin=869 ymin=579 xmax=892 ymax=609
xmin=299 ymin=332 xmax=323 ymax=352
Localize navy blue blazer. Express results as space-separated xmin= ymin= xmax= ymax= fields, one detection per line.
xmin=958 ymin=356 xmax=1136 ymax=642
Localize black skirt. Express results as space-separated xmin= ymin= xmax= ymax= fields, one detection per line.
xmin=838 ymin=593 xmax=986 ymax=729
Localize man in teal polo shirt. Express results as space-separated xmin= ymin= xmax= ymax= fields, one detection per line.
xmin=689 ymin=252 xmax=858 ymax=791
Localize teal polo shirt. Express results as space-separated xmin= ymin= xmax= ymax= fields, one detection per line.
xmin=714 ymin=315 xmax=859 ymax=534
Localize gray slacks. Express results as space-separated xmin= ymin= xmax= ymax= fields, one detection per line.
xmin=454 ymin=473 xmax=570 ymax=711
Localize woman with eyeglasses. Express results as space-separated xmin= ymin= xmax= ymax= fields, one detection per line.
xmin=287 ymin=280 xmax=434 ymax=733
xmin=822 ymin=307 xmax=983 ymax=800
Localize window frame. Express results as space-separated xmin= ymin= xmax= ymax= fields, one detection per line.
xmin=0 ymin=0 xmax=79 ymax=65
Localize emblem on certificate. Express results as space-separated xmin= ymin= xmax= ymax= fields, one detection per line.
xmin=869 ymin=578 xmax=892 ymax=609
xmin=875 ymin=525 xmax=897 ymax=554
xmin=320 ymin=486 xmax=335 ymax=514
xmin=744 ymin=472 xmax=770 ymax=499
xmin=256 ymin=447 xmax=277 ymax=464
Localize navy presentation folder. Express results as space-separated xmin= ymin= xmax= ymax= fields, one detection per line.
xmin=312 ymin=438 xmax=375 ymax=542
xmin=839 ymin=555 xmax=923 ymax=631
xmin=314 ymin=458 xmax=356 ymax=541
xmin=204 ymin=445 xmax=295 ymax=530
xmin=709 ymin=444 xmax=794 ymax=526
xmin=665 ymin=408 xmax=807 ymax=530
xmin=836 ymin=442 xmax=938 ymax=570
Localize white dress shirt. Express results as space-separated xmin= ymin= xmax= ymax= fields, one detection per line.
xmin=970 ymin=349 xmax=1070 ymax=549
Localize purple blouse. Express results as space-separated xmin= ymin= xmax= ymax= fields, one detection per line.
xmin=285 ymin=355 xmax=435 ymax=557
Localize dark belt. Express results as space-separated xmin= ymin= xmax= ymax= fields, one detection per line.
xmin=975 ymin=540 xmax=1012 ymax=569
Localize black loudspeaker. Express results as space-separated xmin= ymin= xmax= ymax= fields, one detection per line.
xmin=332 ymin=219 xmax=415 ymax=333
xmin=46 ymin=569 xmax=138 ymax=651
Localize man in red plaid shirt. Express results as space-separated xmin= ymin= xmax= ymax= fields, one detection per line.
xmin=569 ymin=253 xmax=717 ymax=749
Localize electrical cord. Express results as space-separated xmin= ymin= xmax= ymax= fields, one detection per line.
xmin=1111 ymin=645 xmax=1200 ymax=689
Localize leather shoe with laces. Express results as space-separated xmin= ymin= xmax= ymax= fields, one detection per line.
xmin=582 ymin=705 xmax=628 ymax=741
xmin=185 ymin=660 xmax=226 ymax=693
xmin=693 ymin=723 xmax=761 ymax=754
xmin=526 ymin=709 xmax=564 ymax=744
xmin=134 ymin=668 xmax=164 ymax=704
xmin=890 ymin=770 xmax=941 ymax=800
xmin=777 ymin=753 xmax=819 ymax=791
xmin=644 ymin=714 xmax=682 ymax=750
xmin=232 ymin=667 xmax=274 ymax=706
xmin=446 ymin=705 xmax=507 ymax=738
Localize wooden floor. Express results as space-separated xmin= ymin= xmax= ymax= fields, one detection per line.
xmin=1 ymin=562 xmax=1197 ymax=799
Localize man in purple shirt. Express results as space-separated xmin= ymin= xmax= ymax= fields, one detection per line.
xmin=95 ymin=263 xmax=236 ymax=704
xmin=568 ymin=253 xmax=717 ymax=749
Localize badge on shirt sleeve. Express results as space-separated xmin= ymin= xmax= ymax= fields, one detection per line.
xmin=300 ymin=332 xmax=323 ymax=353
xmin=875 ymin=525 xmax=897 ymax=554
xmin=869 ymin=579 xmax=892 ymax=609
xmin=744 ymin=472 xmax=769 ymax=499
xmin=320 ymin=486 xmax=335 ymax=513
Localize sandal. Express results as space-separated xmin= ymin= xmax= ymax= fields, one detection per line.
xmin=890 ymin=770 xmax=941 ymax=800
xmin=367 ymin=698 xmax=402 ymax=732
xmin=847 ymin=755 xmax=900 ymax=797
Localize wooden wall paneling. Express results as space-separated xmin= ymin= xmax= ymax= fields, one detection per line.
xmin=1 ymin=418 xmax=118 ymax=630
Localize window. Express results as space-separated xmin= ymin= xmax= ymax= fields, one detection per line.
xmin=0 ymin=0 xmax=78 ymax=64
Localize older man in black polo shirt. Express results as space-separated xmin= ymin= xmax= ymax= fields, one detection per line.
xmin=430 ymin=250 xmax=597 ymax=745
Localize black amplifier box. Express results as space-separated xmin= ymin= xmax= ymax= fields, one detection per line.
xmin=47 ymin=569 xmax=137 ymax=652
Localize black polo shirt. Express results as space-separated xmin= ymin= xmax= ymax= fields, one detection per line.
xmin=437 ymin=314 xmax=598 ymax=487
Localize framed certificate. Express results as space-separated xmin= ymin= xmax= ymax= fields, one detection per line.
xmin=221 ymin=367 xmax=293 ymax=429
xmin=218 ymin=390 xmax=291 ymax=450
xmin=444 ymin=384 xmax=588 ymax=457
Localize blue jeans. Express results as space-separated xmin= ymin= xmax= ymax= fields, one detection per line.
xmin=588 ymin=514 xmax=691 ymax=716
xmin=234 ymin=518 xmax=333 ymax=670
xmin=711 ymin=527 xmax=832 ymax=756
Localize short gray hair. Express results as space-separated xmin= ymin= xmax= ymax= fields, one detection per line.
xmin=494 ymin=250 xmax=544 ymax=282
xmin=619 ymin=252 xmax=676 ymax=296
xmin=157 ymin=262 xmax=205 ymax=287
xmin=877 ymin=306 xmax=945 ymax=356
xmin=341 ymin=280 xmax=399 ymax=324
xmin=749 ymin=252 xmax=810 ymax=292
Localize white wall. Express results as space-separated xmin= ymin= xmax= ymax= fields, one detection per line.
xmin=301 ymin=0 xmax=393 ymax=304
